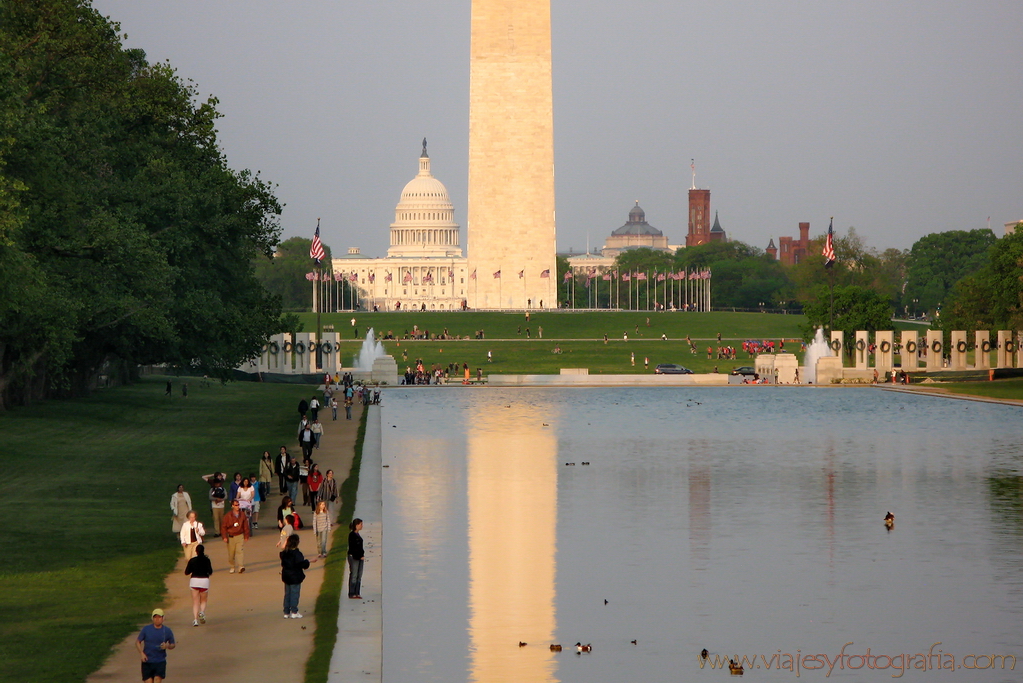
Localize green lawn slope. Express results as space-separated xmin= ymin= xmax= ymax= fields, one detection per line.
xmin=0 ymin=378 xmax=315 ymax=683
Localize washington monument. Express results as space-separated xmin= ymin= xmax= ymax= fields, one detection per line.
xmin=467 ymin=0 xmax=558 ymax=310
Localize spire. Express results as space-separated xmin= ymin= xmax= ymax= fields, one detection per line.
xmin=710 ymin=211 xmax=723 ymax=233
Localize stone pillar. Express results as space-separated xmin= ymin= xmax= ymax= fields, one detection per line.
xmin=925 ymin=330 xmax=943 ymax=372
xmin=774 ymin=352 xmax=799 ymax=384
xmin=293 ymin=333 xmax=315 ymax=374
xmin=975 ymin=330 xmax=991 ymax=369
xmin=950 ymin=330 xmax=967 ymax=370
xmin=875 ymin=330 xmax=895 ymax=374
xmin=900 ymin=330 xmax=919 ymax=370
xmin=854 ymin=331 xmax=869 ymax=370
xmin=996 ymin=331 xmax=1011 ymax=368
xmin=816 ymin=356 xmax=844 ymax=385
xmin=755 ymin=354 xmax=776 ymax=384
xmin=830 ymin=330 xmax=845 ymax=361
xmin=1017 ymin=332 xmax=1023 ymax=369
xmin=319 ymin=332 xmax=340 ymax=376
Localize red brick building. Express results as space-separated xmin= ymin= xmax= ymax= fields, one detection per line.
xmin=686 ymin=189 xmax=711 ymax=246
xmin=774 ymin=222 xmax=810 ymax=266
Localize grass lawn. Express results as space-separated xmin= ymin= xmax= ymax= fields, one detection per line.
xmin=298 ymin=310 xmax=809 ymax=342
xmin=0 ymin=377 xmax=316 ymax=683
xmin=925 ymin=378 xmax=1023 ymax=401
xmin=290 ymin=311 xmax=931 ymax=375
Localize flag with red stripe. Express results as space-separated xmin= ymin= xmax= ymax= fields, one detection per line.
xmin=822 ymin=218 xmax=836 ymax=268
xmin=309 ymin=219 xmax=325 ymax=263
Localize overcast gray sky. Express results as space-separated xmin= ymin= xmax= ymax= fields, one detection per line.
xmin=92 ymin=0 xmax=1022 ymax=257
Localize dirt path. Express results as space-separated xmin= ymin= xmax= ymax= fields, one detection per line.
xmin=89 ymin=400 xmax=363 ymax=683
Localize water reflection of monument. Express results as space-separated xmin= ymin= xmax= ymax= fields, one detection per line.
xmin=467 ymin=399 xmax=559 ymax=683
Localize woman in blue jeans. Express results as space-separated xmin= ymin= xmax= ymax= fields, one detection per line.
xmin=347 ymin=518 xmax=365 ymax=599
xmin=280 ymin=534 xmax=317 ymax=618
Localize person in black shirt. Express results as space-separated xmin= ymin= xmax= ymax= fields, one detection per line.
xmin=347 ymin=518 xmax=365 ymax=599
xmin=184 ymin=544 xmax=213 ymax=626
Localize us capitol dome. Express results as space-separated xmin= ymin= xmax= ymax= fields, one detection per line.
xmin=331 ymin=139 xmax=469 ymax=311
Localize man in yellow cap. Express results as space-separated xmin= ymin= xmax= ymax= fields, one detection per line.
xmin=136 ymin=608 xmax=175 ymax=682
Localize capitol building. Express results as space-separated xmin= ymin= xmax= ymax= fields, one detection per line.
xmin=331 ymin=142 xmax=470 ymax=311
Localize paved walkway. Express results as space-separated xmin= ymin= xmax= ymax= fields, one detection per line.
xmin=328 ymin=406 xmax=382 ymax=682
xmin=88 ymin=401 xmax=364 ymax=683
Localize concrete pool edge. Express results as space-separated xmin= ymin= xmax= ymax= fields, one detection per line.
xmin=328 ymin=406 xmax=383 ymax=683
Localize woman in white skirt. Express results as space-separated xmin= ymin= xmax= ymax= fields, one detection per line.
xmin=184 ymin=544 xmax=213 ymax=626
xmin=170 ymin=484 xmax=192 ymax=533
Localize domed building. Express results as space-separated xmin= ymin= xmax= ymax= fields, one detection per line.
xmin=331 ymin=141 xmax=470 ymax=311
xmin=601 ymin=202 xmax=670 ymax=257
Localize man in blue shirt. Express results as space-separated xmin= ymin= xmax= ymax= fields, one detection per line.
xmin=136 ymin=608 xmax=176 ymax=682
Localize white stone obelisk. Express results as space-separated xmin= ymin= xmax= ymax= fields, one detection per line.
xmin=467 ymin=0 xmax=557 ymax=310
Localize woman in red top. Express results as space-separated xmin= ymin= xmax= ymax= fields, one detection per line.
xmin=307 ymin=463 xmax=324 ymax=510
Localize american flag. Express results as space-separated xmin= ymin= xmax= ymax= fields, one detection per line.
xmin=309 ymin=219 xmax=325 ymax=263
xmin=518 ymin=270 xmax=524 ymax=279
xmin=588 ymin=268 xmax=597 ymax=279
xmin=563 ymin=271 xmax=571 ymax=282
xmin=540 ymin=269 xmax=550 ymax=278
xmin=493 ymin=270 xmax=501 ymax=279
xmin=424 ymin=272 xmax=433 ymax=283
xmin=689 ymin=271 xmax=698 ymax=280
xmin=622 ymin=273 xmax=631 ymax=282
xmin=334 ymin=272 xmax=343 ymax=282
xmin=404 ymin=272 xmax=413 ymax=283
xmin=602 ymin=273 xmax=611 ymax=281
xmin=656 ymin=273 xmax=666 ymax=281
xmin=701 ymin=270 xmax=711 ymax=279
xmin=823 ymin=218 xmax=836 ymax=268
xmin=385 ymin=272 xmax=393 ymax=283
xmin=470 ymin=269 xmax=477 ymax=280
xmin=349 ymin=273 xmax=358 ymax=282
xmin=636 ymin=272 xmax=647 ymax=281
xmin=305 ymin=272 xmax=315 ymax=281
xmin=368 ymin=272 xmax=375 ymax=283
xmin=448 ymin=269 xmax=454 ymax=279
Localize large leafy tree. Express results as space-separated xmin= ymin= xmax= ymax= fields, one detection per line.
xmin=802 ymin=285 xmax=893 ymax=345
xmin=673 ymin=240 xmax=793 ymax=309
xmin=940 ymin=230 xmax=1023 ymax=333
xmin=904 ymin=229 xmax=996 ymax=317
xmin=0 ymin=0 xmax=284 ymax=407
xmin=253 ymin=237 xmax=342 ymax=311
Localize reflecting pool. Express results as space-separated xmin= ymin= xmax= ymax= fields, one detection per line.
xmin=381 ymin=388 xmax=1023 ymax=682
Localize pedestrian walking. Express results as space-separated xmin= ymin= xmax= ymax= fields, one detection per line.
xmin=184 ymin=544 xmax=212 ymax=627
xmin=276 ymin=447 xmax=289 ymax=494
xmin=136 ymin=609 xmax=175 ymax=683
xmin=309 ymin=396 xmax=320 ymax=421
xmin=344 ymin=395 xmax=353 ymax=420
xmin=221 ymin=500 xmax=250 ymax=574
xmin=320 ymin=469 xmax=339 ymax=519
xmin=313 ymin=501 xmax=331 ymax=557
xmin=311 ymin=418 xmax=323 ymax=449
xmin=307 ymin=463 xmax=323 ymax=510
xmin=179 ymin=510 xmax=205 ymax=562
xmin=284 ymin=456 xmax=300 ymax=503
xmin=331 ymin=396 xmax=338 ymax=421
xmin=348 ymin=518 xmax=365 ymax=599
xmin=258 ymin=451 xmax=274 ymax=501
xmin=203 ymin=473 xmax=227 ymax=537
xmin=280 ymin=534 xmax=316 ymax=618
xmin=170 ymin=485 xmax=191 ymax=534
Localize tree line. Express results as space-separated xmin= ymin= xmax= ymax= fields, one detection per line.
xmin=557 ymin=224 xmax=1023 ymax=342
xmin=0 ymin=0 xmax=287 ymax=408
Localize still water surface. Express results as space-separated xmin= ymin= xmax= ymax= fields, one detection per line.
xmin=381 ymin=388 xmax=1022 ymax=682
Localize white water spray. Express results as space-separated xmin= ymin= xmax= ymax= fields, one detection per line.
xmin=803 ymin=327 xmax=834 ymax=384
xmin=355 ymin=328 xmax=387 ymax=370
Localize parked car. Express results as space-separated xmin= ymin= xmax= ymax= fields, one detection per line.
xmin=654 ymin=363 xmax=694 ymax=375
xmin=731 ymin=366 xmax=758 ymax=378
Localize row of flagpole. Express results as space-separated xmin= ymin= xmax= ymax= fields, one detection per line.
xmin=564 ymin=268 xmax=712 ymax=310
